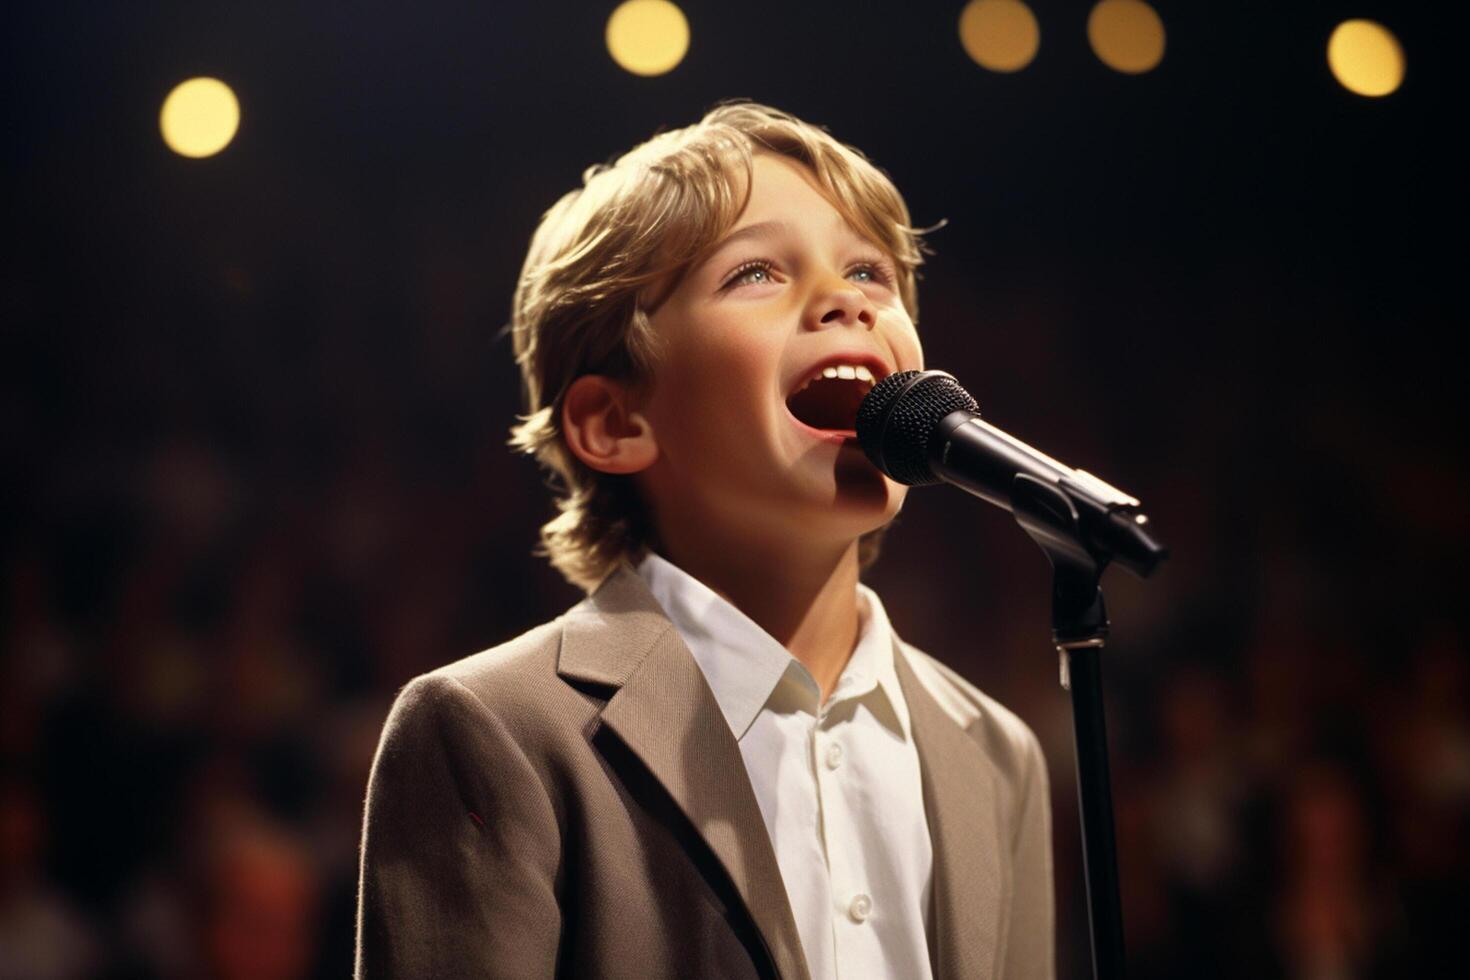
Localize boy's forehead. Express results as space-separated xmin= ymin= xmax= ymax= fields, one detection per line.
xmin=741 ymin=153 xmax=832 ymax=217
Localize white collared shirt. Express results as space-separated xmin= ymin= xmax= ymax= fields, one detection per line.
xmin=637 ymin=553 xmax=935 ymax=980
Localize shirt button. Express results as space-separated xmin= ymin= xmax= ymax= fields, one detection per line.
xmin=848 ymin=893 xmax=872 ymax=923
xmin=824 ymin=742 xmax=844 ymax=770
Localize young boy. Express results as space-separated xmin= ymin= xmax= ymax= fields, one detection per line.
xmin=356 ymin=101 xmax=1054 ymax=979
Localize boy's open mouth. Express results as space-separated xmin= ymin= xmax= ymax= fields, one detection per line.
xmin=785 ymin=363 xmax=879 ymax=434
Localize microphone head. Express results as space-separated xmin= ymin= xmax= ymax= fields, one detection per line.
xmin=856 ymin=370 xmax=979 ymax=485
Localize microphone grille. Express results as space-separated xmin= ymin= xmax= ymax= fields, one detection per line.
xmin=856 ymin=370 xmax=978 ymax=485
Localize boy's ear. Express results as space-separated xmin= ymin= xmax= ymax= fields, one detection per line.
xmin=561 ymin=375 xmax=658 ymax=475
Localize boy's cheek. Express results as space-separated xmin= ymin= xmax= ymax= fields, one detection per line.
xmin=678 ymin=340 xmax=781 ymax=408
xmin=891 ymin=321 xmax=924 ymax=372
xmin=642 ymin=364 xmax=760 ymax=448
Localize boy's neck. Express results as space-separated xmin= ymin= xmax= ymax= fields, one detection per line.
xmin=655 ymin=526 xmax=862 ymax=704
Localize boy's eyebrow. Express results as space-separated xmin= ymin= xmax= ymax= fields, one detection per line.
xmin=704 ymin=220 xmax=788 ymax=259
xmin=700 ymin=218 xmax=877 ymax=271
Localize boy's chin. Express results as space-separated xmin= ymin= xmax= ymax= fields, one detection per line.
xmin=792 ymin=475 xmax=904 ymax=551
xmin=830 ymin=447 xmax=903 ymax=514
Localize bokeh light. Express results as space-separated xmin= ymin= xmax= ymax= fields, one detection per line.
xmin=958 ymin=0 xmax=1041 ymax=74
xmin=159 ymin=77 xmax=240 ymax=159
xmin=1327 ymin=20 xmax=1405 ymax=97
xmin=1087 ymin=0 xmax=1166 ymax=75
xmin=605 ymin=0 xmax=690 ymax=77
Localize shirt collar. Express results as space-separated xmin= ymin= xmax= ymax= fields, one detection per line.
xmin=853 ymin=578 xmax=913 ymax=739
xmin=635 ymin=552 xmax=911 ymax=742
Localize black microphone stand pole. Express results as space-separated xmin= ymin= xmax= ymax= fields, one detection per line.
xmin=1010 ymin=475 xmax=1128 ymax=980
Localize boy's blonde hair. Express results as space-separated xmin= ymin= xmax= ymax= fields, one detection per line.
xmin=510 ymin=101 xmax=935 ymax=591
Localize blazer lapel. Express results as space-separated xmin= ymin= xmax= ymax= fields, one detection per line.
xmin=895 ymin=642 xmax=1007 ymax=980
xmin=558 ymin=568 xmax=812 ymax=980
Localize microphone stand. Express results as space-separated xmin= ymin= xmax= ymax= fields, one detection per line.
xmin=855 ymin=368 xmax=1168 ymax=976
xmin=1010 ymin=475 xmax=1128 ymax=980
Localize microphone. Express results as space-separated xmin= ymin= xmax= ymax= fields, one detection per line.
xmin=856 ymin=370 xmax=1168 ymax=577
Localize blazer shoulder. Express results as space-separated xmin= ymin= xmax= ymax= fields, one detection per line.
xmin=429 ymin=616 xmax=566 ymax=695
xmin=392 ymin=606 xmax=593 ymax=745
xmin=898 ymin=639 xmax=1045 ymax=788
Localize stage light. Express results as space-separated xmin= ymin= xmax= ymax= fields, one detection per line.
xmin=1087 ymin=0 xmax=1165 ymax=75
xmin=159 ymin=77 xmax=240 ymax=158
xmin=606 ymin=0 xmax=689 ymax=77
xmin=1327 ymin=20 xmax=1404 ymax=97
xmin=958 ymin=0 xmax=1041 ymax=74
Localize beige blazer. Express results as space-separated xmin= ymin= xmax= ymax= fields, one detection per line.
xmin=356 ymin=567 xmax=1054 ymax=979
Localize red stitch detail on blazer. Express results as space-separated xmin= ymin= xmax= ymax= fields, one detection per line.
xmin=467 ymin=811 xmax=485 ymax=829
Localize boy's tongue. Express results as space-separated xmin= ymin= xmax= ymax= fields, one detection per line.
xmin=786 ymin=376 xmax=866 ymax=433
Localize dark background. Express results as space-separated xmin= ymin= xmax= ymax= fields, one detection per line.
xmin=3 ymin=1 xmax=1464 ymax=977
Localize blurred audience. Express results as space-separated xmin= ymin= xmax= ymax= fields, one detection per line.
xmin=2 ymin=362 xmax=1463 ymax=979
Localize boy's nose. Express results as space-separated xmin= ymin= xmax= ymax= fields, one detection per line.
xmin=808 ymin=278 xmax=877 ymax=331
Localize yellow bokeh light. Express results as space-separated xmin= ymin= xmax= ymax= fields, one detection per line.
xmin=958 ymin=0 xmax=1040 ymax=74
xmin=605 ymin=0 xmax=689 ymax=77
xmin=1087 ymin=0 xmax=1165 ymax=75
xmin=159 ymin=77 xmax=240 ymax=159
xmin=1327 ymin=20 xmax=1405 ymax=97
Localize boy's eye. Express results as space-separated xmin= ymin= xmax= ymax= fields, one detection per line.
xmin=723 ymin=259 xmax=776 ymax=290
xmin=720 ymin=258 xmax=896 ymax=291
xmin=852 ymin=258 xmax=893 ymax=289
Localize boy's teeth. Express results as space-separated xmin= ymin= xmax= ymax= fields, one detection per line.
xmin=809 ymin=363 xmax=878 ymax=386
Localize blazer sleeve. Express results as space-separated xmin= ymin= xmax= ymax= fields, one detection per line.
xmin=356 ymin=673 xmax=563 ymax=979
xmin=1004 ymin=726 xmax=1056 ymax=978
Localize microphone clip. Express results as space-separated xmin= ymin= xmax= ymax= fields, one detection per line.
xmin=1010 ymin=473 xmax=1115 ymax=653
